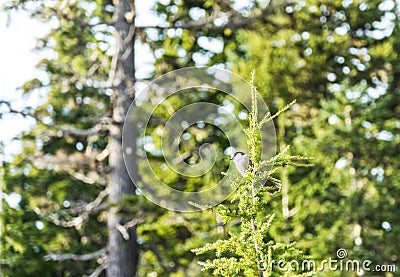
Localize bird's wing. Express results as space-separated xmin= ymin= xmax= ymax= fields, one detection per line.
xmin=237 ymin=156 xmax=250 ymax=176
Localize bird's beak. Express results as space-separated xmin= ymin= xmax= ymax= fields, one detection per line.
xmin=229 ymin=157 xmax=233 ymax=160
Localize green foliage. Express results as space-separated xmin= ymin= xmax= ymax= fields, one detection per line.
xmin=2 ymin=0 xmax=399 ymax=276
xmin=192 ymin=74 xmax=313 ymax=276
xmin=229 ymin=1 xmax=400 ymax=275
xmin=1 ymin=0 xmax=113 ymax=275
xmin=1 ymin=160 xmax=104 ymax=276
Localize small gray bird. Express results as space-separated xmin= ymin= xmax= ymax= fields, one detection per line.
xmin=230 ymin=151 xmax=281 ymax=194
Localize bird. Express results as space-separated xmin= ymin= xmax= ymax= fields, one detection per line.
xmin=230 ymin=151 xmax=281 ymax=195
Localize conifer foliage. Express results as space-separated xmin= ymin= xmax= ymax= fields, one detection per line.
xmin=192 ymin=72 xmax=313 ymax=277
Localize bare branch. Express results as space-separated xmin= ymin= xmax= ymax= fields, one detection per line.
xmin=31 ymin=150 xmax=111 ymax=185
xmin=85 ymin=261 xmax=108 ymax=277
xmin=0 ymin=100 xmax=108 ymax=137
xmin=68 ymin=189 xmax=109 ymax=215
xmin=44 ymin=247 xmax=106 ymax=261
xmin=41 ymin=189 xmax=109 ymax=227
xmin=45 ymin=205 xmax=108 ymax=228
xmin=115 ymin=223 xmax=130 ymax=240
xmin=124 ymin=217 xmax=145 ymax=230
xmin=139 ymin=244 xmax=175 ymax=273
xmin=115 ymin=217 xmax=145 ymax=240
xmin=96 ymin=148 xmax=110 ymax=161
xmin=70 ymin=171 xmax=100 ymax=185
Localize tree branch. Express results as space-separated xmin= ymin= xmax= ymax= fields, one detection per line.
xmin=135 ymin=0 xmax=295 ymax=31
xmin=85 ymin=261 xmax=108 ymax=277
xmin=69 ymin=171 xmax=100 ymax=185
xmin=66 ymin=189 xmax=109 ymax=215
xmin=139 ymin=244 xmax=175 ymax=273
xmin=44 ymin=247 xmax=106 ymax=261
xmin=42 ymin=189 xmax=109 ymax=228
xmin=0 ymin=100 xmax=108 ymax=137
xmin=45 ymin=208 xmax=106 ymax=228
xmin=115 ymin=217 xmax=146 ymax=240
xmin=124 ymin=217 xmax=145 ymax=230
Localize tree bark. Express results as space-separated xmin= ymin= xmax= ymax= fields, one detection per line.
xmin=107 ymin=0 xmax=138 ymax=276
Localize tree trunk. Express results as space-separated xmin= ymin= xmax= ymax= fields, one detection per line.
xmin=107 ymin=0 xmax=138 ymax=276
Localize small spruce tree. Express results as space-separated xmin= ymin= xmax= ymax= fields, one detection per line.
xmin=192 ymin=71 xmax=313 ymax=277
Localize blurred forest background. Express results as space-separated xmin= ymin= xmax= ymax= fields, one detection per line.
xmin=1 ymin=0 xmax=399 ymax=276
